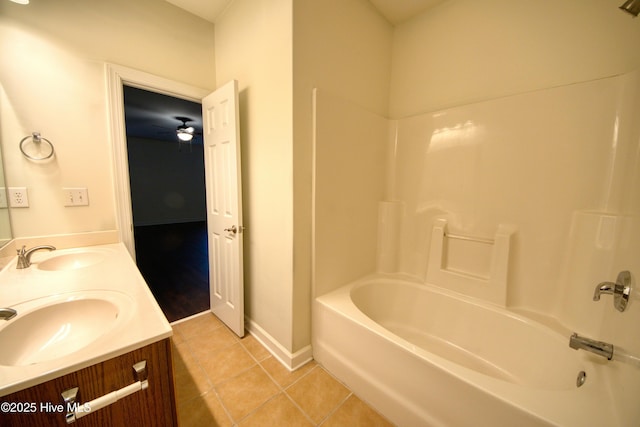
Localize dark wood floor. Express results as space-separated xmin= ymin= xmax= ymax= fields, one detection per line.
xmin=134 ymin=221 xmax=210 ymax=322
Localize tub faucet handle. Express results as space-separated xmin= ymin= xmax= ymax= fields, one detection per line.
xmin=593 ymin=270 xmax=632 ymax=312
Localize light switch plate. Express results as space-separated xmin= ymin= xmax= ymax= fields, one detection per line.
xmin=63 ymin=188 xmax=89 ymax=206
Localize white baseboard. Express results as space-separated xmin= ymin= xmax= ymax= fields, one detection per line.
xmin=245 ymin=317 xmax=313 ymax=372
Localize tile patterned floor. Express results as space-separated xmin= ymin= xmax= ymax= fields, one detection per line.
xmin=171 ymin=312 xmax=394 ymax=426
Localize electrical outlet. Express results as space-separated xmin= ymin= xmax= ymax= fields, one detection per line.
xmin=9 ymin=187 xmax=29 ymax=208
xmin=63 ymin=187 xmax=89 ymax=206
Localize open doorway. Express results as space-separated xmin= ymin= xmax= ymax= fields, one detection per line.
xmin=123 ymin=85 xmax=209 ymax=322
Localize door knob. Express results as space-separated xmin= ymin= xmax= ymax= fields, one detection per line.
xmin=224 ymin=225 xmax=237 ymax=234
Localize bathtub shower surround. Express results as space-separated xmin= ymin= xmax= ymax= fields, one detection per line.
xmin=312 ymin=71 xmax=640 ymax=426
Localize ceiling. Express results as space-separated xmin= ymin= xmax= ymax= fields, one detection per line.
xmin=165 ymin=0 xmax=447 ymax=25
xmin=165 ymin=0 xmax=232 ymax=23
xmin=126 ymin=1 xmax=447 ymax=145
xmin=123 ymin=86 xmax=203 ymax=144
xmin=368 ymin=0 xmax=447 ymax=24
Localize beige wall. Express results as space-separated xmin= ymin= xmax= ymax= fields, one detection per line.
xmin=215 ymin=0 xmax=392 ymax=354
xmin=0 ymin=0 xmax=215 ymax=237
xmin=390 ymin=0 xmax=640 ymax=118
xmin=214 ymin=0 xmax=295 ymax=351
xmin=294 ymin=0 xmax=392 ymax=118
xmin=294 ymin=0 xmax=392 ymax=348
xmin=313 ymin=90 xmax=388 ymax=297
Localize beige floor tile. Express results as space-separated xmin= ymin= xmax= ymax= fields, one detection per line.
xmin=322 ymin=395 xmax=395 ymax=427
xmin=173 ymin=364 xmax=213 ymax=406
xmin=172 ymin=341 xmax=200 ymax=375
xmin=177 ymin=391 xmax=233 ymax=427
xmin=240 ymin=334 xmax=271 ymax=361
xmin=216 ymin=365 xmax=280 ymax=422
xmin=285 ymin=366 xmax=350 ymax=424
xmin=172 ymin=341 xmax=213 ymax=404
xmin=171 ymin=331 xmax=185 ymax=346
xmin=173 ymin=312 xmax=224 ymax=341
xmin=238 ymin=393 xmax=313 ymax=427
xmin=173 ymin=314 xmax=390 ymax=427
xmin=189 ymin=326 xmax=240 ymax=362
xmin=199 ymin=342 xmax=257 ymax=385
xmin=261 ymin=357 xmax=316 ymax=388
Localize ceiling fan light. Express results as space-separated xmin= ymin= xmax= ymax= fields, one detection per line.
xmin=177 ymin=132 xmax=193 ymax=142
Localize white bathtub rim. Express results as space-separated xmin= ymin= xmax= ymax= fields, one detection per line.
xmin=352 ymin=273 xmax=592 ymax=388
xmin=332 ymin=272 xmax=583 ymax=348
xmin=315 ymin=274 xmax=617 ymax=426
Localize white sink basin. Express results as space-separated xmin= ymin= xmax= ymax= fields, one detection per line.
xmin=0 ymin=291 xmax=134 ymax=366
xmin=36 ymin=251 xmax=107 ymax=271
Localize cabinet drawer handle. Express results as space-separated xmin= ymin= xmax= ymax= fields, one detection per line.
xmin=61 ymin=360 xmax=148 ymax=424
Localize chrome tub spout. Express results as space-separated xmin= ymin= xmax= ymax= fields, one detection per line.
xmin=569 ymin=333 xmax=613 ymax=360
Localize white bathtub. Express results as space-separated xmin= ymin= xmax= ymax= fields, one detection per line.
xmin=312 ymin=275 xmax=618 ymax=426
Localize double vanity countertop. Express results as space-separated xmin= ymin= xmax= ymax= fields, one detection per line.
xmin=0 ymin=242 xmax=173 ymax=396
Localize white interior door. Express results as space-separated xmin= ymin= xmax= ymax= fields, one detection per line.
xmin=202 ymin=80 xmax=244 ymax=337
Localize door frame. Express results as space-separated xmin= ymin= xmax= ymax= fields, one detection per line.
xmin=106 ymin=64 xmax=210 ymax=258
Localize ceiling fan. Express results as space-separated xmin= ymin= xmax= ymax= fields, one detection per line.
xmin=175 ymin=116 xmax=199 ymax=142
xmin=150 ymin=116 xmax=203 ymax=151
xmin=156 ymin=116 xmax=202 ymax=151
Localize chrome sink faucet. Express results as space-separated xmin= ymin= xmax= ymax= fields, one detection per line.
xmin=593 ymin=270 xmax=632 ymax=312
xmin=0 ymin=308 xmax=17 ymax=321
xmin=569 ymin=333 xmax=614 ymax=360
xmin=16 ymin=245 xmax=56 ymax=269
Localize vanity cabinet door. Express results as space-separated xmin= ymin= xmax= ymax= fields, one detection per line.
xmin=0 ymin=339 xmax=177 ymax=427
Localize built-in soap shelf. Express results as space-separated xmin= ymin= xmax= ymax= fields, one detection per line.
xmin=426 ymin=219 xmax=516 ymax=306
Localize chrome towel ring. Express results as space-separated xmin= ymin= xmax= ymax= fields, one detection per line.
xmin=19 ymin=132 xmax=55 ymax=161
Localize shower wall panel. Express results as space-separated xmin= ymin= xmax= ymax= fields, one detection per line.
xmin=392 ymin=72 xmax=640 ymax=313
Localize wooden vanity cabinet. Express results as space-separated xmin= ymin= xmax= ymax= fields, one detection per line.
xmin=0 ymin=339 xmax=177 ymax=427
